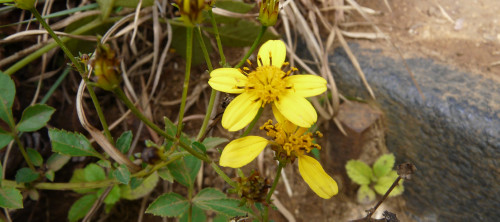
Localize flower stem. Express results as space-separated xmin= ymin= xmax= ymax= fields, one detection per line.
xmin=30 ymin=8 xmax=113 ymax=143
xmin=235 ymin=26 xmax=268 ymax=68
xmin=240 ymin=107 xmax=263 ymax=137
xmin=263 ymin=161 xmax=285 ymax=221
xmin=210 ymin=162 xmax=237 ymax=187
xmin=208 ymin=9 xmax=226 ymax=66
xmin=12 ymin=134 xmax=35 ymax=170
xmin=177 ymin=27 xmax=194 ymax=138
xmin=113 ymin=87 xmax=210 ymax=163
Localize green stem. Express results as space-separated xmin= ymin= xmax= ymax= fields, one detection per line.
xmin=263 ymin=161 xmax=285 ymax=221
xmin=84 ymin=79 xmax=114 ymax=143
xmin=113 ymin=87 xmax=210 ymax=162
xmin=195 ymin=26 xmax=217 ymax=142
xmin=13 ymin=134 xmax=35 ymax=170
xmin=240 ymin=107 xmax=263 ymax=137
xmin=235 ymin=26 xmax=268 ymax=68
xmin=210 ymin=162 xmax=237 ymax=187
xmin=208 ymin=9 xmax=226 ymax=66
xmin=177 ymin=27 xmax=194 ymax=138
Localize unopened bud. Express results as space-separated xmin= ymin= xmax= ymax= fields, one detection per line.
xmin=258 ymin=0 xmax=279 ymax=27
xmin=176 ymin=0 xmax=208 ymax=26
xmin=91 ymin=44 xmax=121 ymax=91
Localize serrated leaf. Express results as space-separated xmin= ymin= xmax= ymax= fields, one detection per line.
xmin=120 ymin=173 xmax=159 ymax=200
xmin=113 ymin=164 xmax=131 ymax=184
xmin=46 ymin=153 xmax=71 ymax=171
xmin=357 ymin=184 xmax=376 ymax=204
xmin=373 ymin=153 xmax=395 ymax=179
xmin=0 ymin=132 xmax=13 ymax=150
xmin=0 ymin=72 xmax=15 ymax=127
xmin=158 ymin=166 xmax=174 ymax=182
xmin=16 ymin=104 xmax=55 ymax=132
xmin=194 ymin=198 xmax=250 ymax=217
xmin=167 ymin=155 xmax=201 ymax=187
xmin=191 ymin=141 xmax=206 ymax=154
xmin=180 ymin=205 xmax=206 ymax=222
xmin=0 ymin=187 xmax=23 ymax=209
xmin=84 ymin=163 xmax=106 ymax=182
xmin=49 ymin=128 xmax=100 ymax=157
xmin=346 ymin=160 xmax=373 ymax=185
xmin=374 ymin=171 xmax=404 ymax=197
xmin=116 ymin=130 xmax=133 ymax=154
xmin=15 ymin=167 xmax=40 ymax=183
xmin=45 ymin=170 xmax=55 ymax=181
xmin=146 ymin=192 xmax=189 ymax=217
xmin=27 ymin=148 xmax=43 ymax=167
xmin=68 ymin=194 xmax=97 ymax=222
xmin=193 ymin=188 xmax=226 ymax=202
xmin=202 ymin=137 xmax=228 ymax=150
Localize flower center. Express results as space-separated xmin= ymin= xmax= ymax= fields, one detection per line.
xmin=260 ymin=120 xmax=322 ymax=158
xmin=245 ymin=66 xmax=290 ymax=105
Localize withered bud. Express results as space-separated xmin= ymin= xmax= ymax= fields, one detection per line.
xmin=91 ymin=44 xmax=121 ymax=91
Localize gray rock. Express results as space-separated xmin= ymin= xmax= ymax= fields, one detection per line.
xmin=327 ymin=43 xmax=500 ymax=222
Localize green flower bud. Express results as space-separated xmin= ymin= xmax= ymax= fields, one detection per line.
xmin=176 ymin=0 xmax=208 ymax=26
xmin=92 ymin=44 xmax=121 ymax=91
xmin=258 ymin=0 xmax=279 ymax=27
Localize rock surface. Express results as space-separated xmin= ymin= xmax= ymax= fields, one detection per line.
xmin=328 ymin=43 xmax=500 ymax=222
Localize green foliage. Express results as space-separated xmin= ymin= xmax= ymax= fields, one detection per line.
xmin=193 ymin=188 xmax=251 ymax=217
xmin=202 ymin=137 xmax=228 ymax=150
xmin=49 ymin=128 xmax=101 ymax=158
xmin=16 ymin=104 xmax=55 ymax=132
xmin=157 ymin=166 xmax=174 ymax=182
xmin=167 ymin=154 xmax=201 ymax=187
xmin=15 ymin=167 xmax=40 ymax=183
xmin=114 ymin=0 xmax=154 ymax=8
xmin=27 ymin=148 xmax=43 ymax=167
xmin=146 ymin=192 xmax=190 ymax=217
xmin=83 ymin=163 xmax=106 ymax=182
xmin=0 ymin=130 xmax=13 ymax=150
xmin=120 ymin=173 xmax=159 ymax=200
xmin=346 ymin=153 xmax=404 ymax=203
xmin=180 ymin=205 xmax=206 ymax=222
xmin=45 ymin=170 xmax=55 ymax=181
xmin=113 ymin=164 xmax=131 ymax=184
xmin=116 ymin=130 xmax=133 ymax=154
xmin=191 ymin=141 xmax=206 ymax=154
xmin=0 ymin=72 xmax=16 ymax=127
xmin=46 ymin=153 xmax=71 ymax=171
xmin=68 ymin=194 xmax=97 ymax=222
xmin=0 ymin=187 xmax=23 ymax=209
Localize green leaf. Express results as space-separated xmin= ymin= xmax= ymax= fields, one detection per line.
xmin=116 ymin=130 xmax=133 ymax=154
xmin=45 ymin=170 xmax=55 ymax=181
xmin=15 ymin=167 xmax=40 ymax=183
xmin=213 ymin=214 xmax=229 ymax=222
xmin=374 ymin=171 xmax=404 ymax=197
xmin=167 ymin=155 xmax=201 ymax=187
xmin=46 ymin=153 xmax=71 ymax=171
xmin=113 ymin=164 xmax=131 ymax=184
xmin=164 ymin=117 xmax=177 ymax=138
xmin=69 ymin=169 xmax=94 ymax=193
xmin=96 ymin=0 xmax=113 ymax=20
xmin=215 ymin=0 xmax=255 ymax=13
xmin=84 ymin=163 xmax=106 ymax=181
xmin=120 ymin=173 xmax=159 ymax=200
xmin=129 ymin=177 xmax=143 ymax=190
xmin=49 ymin=128 xmax=101 ymax=157
xmin=180 ymin=205 xmax=206 ymax=222
xmin=101 ymin=186 xmax=121 ymax=205
xmin=146 ymin=192 xmax=189 ymax=217
xmin=195 ymin=198 xmax=250 ymax=217
xmin=373 ymin=153 xmax=395 ymax=179
xmin=0 ymin=132 xmax=13 ymax=150
xmin=191 ymin=141 xmax=206 ymax=154
xmin=0 ymin=187 xmax=23 ymax=209
xmin=346 ymin=160 xmax=373 ymax=185
xmin=68 ymin=194 xmax=97 ymax=222
xmin=16 ymin=104 xmax=55 ymax=132
xmin=0 ymin=72 xmax=15 ymax=126
xmin=158 ymin=166 xmax=174 ymax=182
xmin=193 ymin=188 xmax=249 ymax=217
xmin=202 ymin=137 xmax=228 ymax=150
xmin=27 ymin=148 xmax=43 ymax=167
xmin=357 ymin=184 xmax=376 ymax=204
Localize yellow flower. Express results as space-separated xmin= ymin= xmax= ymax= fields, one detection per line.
xmin=176 ymin=0 xmax=207 ymax=26
xmin=219 ymin=120 xmax=338 ymax=199
xmin=208 ymin=40 xmax=327 ymax=131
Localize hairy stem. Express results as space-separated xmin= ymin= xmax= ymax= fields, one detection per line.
xmin=263 ymin=161 xmax=285 ymax=221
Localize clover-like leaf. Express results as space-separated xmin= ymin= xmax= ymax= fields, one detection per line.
xmin=146 ymin=192 xmax=189 ymax=217
xmin=373 ymin=153 xmax=395 ymax=179
xmin=357 ymin=184 xmax=376 ymax=204
xmin=346 ymin=160 xmax=373 ymax=185
xmin=16 ymin=104 xmax=55 ymax=132
xmin=193 ymin=188 xmax=250 ymax=217
xmin=167 ymin=155 xmax=201 ymax=187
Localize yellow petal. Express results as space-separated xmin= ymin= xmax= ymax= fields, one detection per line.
xmin=286 ymin=75 xmax=327 ymax=97
xmin=271 ymin=103 xmax=286 ymax=123
xmin=257 ymin=40 xmax=286 ymax=68
xmin=222 ymin=93 xmax=262 ymax=131
xmin=208 ymin=68 xmax=247 ymax=93
xmin=274 ymin=94 xmax=317 ymax=128
xmin=298 ymin=155 xmax=338 ymax=199
xmin=219 ymin=136 xmax=269 ymax=168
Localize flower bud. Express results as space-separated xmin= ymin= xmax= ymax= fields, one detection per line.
xmin=91 ymin=44 xmax=121 ymax=91
xmin=258 ymin=0 xmax=279 ymax=27
xmin=176 ymin=0 xmax=207 ymax=26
